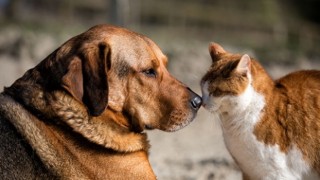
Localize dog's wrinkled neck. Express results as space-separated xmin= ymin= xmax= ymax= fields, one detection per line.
xmin=4 ymin=68 xmax=44 ymax=109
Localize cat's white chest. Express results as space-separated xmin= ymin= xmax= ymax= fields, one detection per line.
xmin=219 ymin=88 xmax=311 ymax=179
xmin=223 ymin=128 xmax=309 ymax=180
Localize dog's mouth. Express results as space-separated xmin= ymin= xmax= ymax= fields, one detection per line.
xmin=159 ymin=109 xmax=196 ymax=132
xmin=142 ymin=108 xmax=197 ymax=132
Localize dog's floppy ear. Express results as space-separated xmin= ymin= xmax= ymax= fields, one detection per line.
xmin=62 ymin=43 xmax=110 ymax=116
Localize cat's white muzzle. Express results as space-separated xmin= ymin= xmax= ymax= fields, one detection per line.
xmin=201 ymin=81 xmax=220 ymax=113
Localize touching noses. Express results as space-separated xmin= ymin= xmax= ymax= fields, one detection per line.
xmin=191 ymin=96 xmax=202 ymax=110
xmin=187 ymin=88 xmax=202 ymax=110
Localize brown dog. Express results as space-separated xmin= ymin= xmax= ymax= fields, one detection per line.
xmin=0 ymin=25 xmax=202 ymax=179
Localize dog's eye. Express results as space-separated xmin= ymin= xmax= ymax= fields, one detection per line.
xmin=143 ymin=68 xmax=157 ymax=78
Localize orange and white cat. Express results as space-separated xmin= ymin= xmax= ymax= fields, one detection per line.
xmin=201 ymin=42 xmax=320 ymax=180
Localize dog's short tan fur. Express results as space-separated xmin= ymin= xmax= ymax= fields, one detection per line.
xmin=0 ymin=25 xmax=201 ymax=179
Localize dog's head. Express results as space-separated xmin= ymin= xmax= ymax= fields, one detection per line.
xmin=15 ymin=25 xmax=202 ymax=133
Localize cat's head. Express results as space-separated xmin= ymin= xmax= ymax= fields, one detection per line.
xmin=201 ymin=42 xmax=253 ymax=114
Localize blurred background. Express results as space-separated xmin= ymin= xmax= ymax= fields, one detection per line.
xmin=0 ymin=0 xmax=319 ymax=179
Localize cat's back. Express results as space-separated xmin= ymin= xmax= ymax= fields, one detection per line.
xmin=274 ymin=70 xmax=320 ymax=111
xmin=276 ymin=70 xmax=320 ymax=90
xmin=274 ymin=69 xmax=320 ymax=120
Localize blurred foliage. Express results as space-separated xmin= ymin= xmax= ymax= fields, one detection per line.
xmin=0 ymin=0 xmax=319 ymax=66
xmin=291 ymin=0 xmax=320 ymax=24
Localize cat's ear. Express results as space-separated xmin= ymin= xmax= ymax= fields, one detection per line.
xmin=236 ymin=54 xmax=251 ymax=74
xmin=209 ymin=42 xmax=226 ymax=62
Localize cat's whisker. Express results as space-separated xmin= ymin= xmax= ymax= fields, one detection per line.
xmin=211 ymin=112 xmax=222 ymax=127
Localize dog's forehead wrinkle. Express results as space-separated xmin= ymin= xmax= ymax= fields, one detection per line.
xmin=150 ymin=59 xmax=160 ymax=68
xmin=106 ymin=33 xmax=165 ymax=71
xmin=138 ymin=35 xmax=167 ymax=66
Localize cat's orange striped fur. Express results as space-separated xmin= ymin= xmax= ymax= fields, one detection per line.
xmin=201 ymin=42 xmax=320 ymax=179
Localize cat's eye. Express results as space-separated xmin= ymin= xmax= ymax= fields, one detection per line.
xmin=222 ymin=73 xmax=230 ymax=79
xmin=209 ymin=88 xmax=222 ymax=96
xmin=142 ymin=68 xmax=157 ymax=78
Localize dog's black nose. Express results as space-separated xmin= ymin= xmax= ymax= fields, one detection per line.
xmin=187 ymin=87 xmax=202 ymax=110
xmin=191 ymin=96 xmax=202 ymax=110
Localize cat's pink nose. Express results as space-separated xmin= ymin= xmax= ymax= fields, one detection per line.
xmin=202 ymin=102 xmax=207 ymax=107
